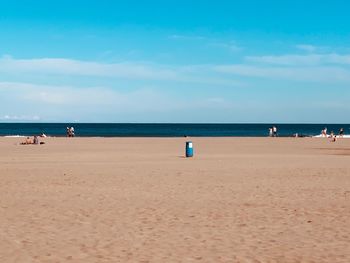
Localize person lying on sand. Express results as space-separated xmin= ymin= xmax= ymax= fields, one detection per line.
xmin=21 ymin=137 xmax=33 ymax=145
xmin=331 ymin=136 xmax=337 ymax=142
xmin=20 ymin=136 xmax=45 ymax=145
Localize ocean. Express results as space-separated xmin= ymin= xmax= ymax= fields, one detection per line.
xmin=0 ymin=123 xmax=349 ymax=137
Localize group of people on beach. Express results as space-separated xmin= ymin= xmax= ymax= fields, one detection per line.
xmin=268 ymin=126 xmax=278 ymax=137
xmin=321 ymin=127 xmax=345 ymax=141
xmin=20 ymin=126 xmax=74 ymax=144
xmin=20 ymin=126 xmax=76 ymax=145
xmin=267 ymin=126 xmax=346 ymax=139
xmin=66 ymin=127 xmax=75 ymax=137
xmin=16 ymin=125 xmax=347 ymax=143
xmin=321 ymin=127 xmax=344 ymax=137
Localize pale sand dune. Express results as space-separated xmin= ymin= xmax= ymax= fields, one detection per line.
xmin=0 ymin=137 xmax=350 ymax=262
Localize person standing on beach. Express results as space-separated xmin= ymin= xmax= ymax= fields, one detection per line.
xmin=339 ymin=128 xmax=344 ymax=137
xmin=66 ymin=127 xmax=75 ymax=137
xmin=269 ymin=127 xmax=273 ymax=137
xmin=272 ymin=126 xmax=277 ymax=137
xmin=70 ymin=127 xmax=75 ymax=137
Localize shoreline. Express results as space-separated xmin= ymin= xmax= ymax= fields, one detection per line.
xmin=1 ymin=123 xmax=349 ymax=138
xmin=2 ymin=135 xmax=350 ymax=139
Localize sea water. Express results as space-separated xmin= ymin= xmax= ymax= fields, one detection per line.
xmin=0 ymin=123 xmax=349 ymax=137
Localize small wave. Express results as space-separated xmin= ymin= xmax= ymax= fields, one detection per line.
xmin=313 ymin=134 xmax=350 ymax=138
xmin=3 ymin=135 xmax=26 ymax=138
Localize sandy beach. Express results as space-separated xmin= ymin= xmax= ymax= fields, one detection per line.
xmin=0 ymin=137 xmax=350 ymax=262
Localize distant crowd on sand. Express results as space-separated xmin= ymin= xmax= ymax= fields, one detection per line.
xmin=20 ymin=126 xmax=76 ymax=145
xmin=321 ymin=127 xmax=345 ymax=142
xmin=267 ymin=126 xmax=346 ymax=140
xmin=16 ymin=125 xmax=347 ymax=145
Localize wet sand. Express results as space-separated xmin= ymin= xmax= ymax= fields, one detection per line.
xmin=0 ymin=137 xmax=350 ymax=262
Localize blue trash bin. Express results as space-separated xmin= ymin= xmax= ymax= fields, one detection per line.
xmin=186 ymin=141 xmax=193 ymax=157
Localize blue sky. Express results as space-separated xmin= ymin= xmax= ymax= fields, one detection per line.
xmin=0 ymin=0 xmax=349 ymax=123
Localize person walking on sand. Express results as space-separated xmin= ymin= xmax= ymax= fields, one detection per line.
xmin=339 ymin=128 xmax=344 ymax=137
xmin=321 ymin=127 xmax=327 ymax=137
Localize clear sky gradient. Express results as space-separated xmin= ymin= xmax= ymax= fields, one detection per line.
xmin=1 ymin=0 xmax=349 ymax=123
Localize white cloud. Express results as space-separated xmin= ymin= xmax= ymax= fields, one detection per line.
xmin=208 ymin=42 xmax=241 ymax=52
xmin=0 ymin=82 xmax=161 ymax=108
xmin=168 ymin=35 xmax=242 ymax=53
xmin=245 ymin=53 xmax=350 ymax=66
xmin=0 ymin=115 xmax=40 ymax=121
xmin=214 ymin=64 xmax=350 ymax=83
xmin=246 ymin=54 xmax=322 ymax=66
xmin=0 ymin=81 xmax=233 ymax=114
xmin=0 ymin=55 xmax=246 ymax=87
xmin=0 ymin=82 xmax=181 ymax=121
xmin=168 ymin=34 xmax=206 ymax=40
xmin=296 ymin=44 xmax=317 ymax=52
xmin=0 ymin=56 xmax=178 ymax=80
